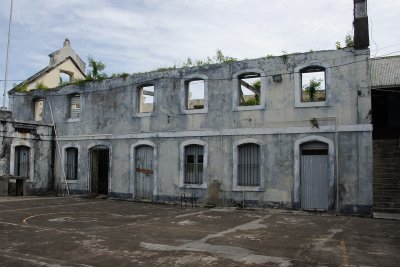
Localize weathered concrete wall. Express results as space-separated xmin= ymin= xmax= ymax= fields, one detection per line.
xmin=0 ymin=110 xmax=54 ymax=193
xmin=8 ymin=48 xmax=373 ymax=214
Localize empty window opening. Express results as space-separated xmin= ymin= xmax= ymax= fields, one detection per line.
xmin=66 ymin=147 xmax=78 ymax=180
xmin=238 ymin=143 xmax=260 ymax=186
xmin=33 ymin=99 xmax=44 ymax=121
xmin=238 ymin=73 xmax=261 ymax=106
xmin=60 ymin=72 xmax=72 ymax=85
xmin=69 ymin=94 xmax=80 ymax=119
xmin=184 ymin=145 xmax=204 ymax=184
xmin=301 ymin=67 xmax=326 ymax=102
xmin=186 ymin=80 xmax=205 ymax=110
xmin=139 ymin=85 xmax=154 ymax=113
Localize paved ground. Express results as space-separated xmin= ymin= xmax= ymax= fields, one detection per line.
xmin=0 ymin=196 xmax=399 ymax=266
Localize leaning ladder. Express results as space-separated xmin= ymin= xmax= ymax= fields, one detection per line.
xmin=49 ymin=100 xmax=69 ymax=195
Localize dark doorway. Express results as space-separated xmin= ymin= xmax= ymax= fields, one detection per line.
xmin=14 ymin=146 xmax=30 ymax=178
xmin=89 ymin=146 xmax=109 ymax=195
xmin=372 ymin=87 xmax=400 ymax=213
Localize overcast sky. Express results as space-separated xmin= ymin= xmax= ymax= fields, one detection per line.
xmin=1 ymin=0 xmax=399 ymax=106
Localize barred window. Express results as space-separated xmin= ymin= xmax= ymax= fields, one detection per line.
xmin=69 ymin=94 xmax=80 ymax=119
xmin=66 ymin=147 xmax=78 ymax=180
xmin=184 ymin=145 xmax=204 ymax=184
xmin=237 ymin=143 xmax=260 ymax=186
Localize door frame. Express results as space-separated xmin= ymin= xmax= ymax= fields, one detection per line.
xmin=87 ymin=143 xmax=112 ymax=194
xmin=10 ymin=141 xmax=33 ymax=182
xmin=130 ymin=141 xmax=157 ymax=200
xmin=294 ymin=135 xmax=335 ymax=210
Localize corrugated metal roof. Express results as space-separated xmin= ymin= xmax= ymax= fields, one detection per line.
xmin=371 ymin=56 xmax=400 ymax=88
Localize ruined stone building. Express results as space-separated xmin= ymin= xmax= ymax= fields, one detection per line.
xmin=2 ymin=0 xmax=398 ymax=215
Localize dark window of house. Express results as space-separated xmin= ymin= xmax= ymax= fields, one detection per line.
xmin=300 ymin=66 xmax=326 ymax=102
xmin=238 ymin=143 xmax=260 ymax=186
xmin=14 ymin=146 xmax=30 ymax=178
xmin=66 ymin=147 xmax=78 ymax=180
xmin=184 ymin=145 xmax=204 ymax=184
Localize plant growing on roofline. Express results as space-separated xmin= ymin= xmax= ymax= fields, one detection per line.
xmin=74 ymin=56 xmax=108 ymax=85
xmin=86 ymin=56 xmax=107 ymax=81
xmin=13 ymin=82 xmax=28 ymax=93
xmin=335 ymin=33 xmax=354 ymax=49
xmin=35 ymin=81 xmax=49 ymax=91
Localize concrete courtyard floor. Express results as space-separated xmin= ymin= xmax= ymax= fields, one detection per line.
xmin=0 ymin=196 xmax=399 ymax=267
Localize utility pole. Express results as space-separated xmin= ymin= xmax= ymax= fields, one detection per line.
xmin=2 ymin=0 xmax=14 ymax=110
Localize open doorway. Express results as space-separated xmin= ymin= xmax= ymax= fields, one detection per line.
xmin=89 ymin=146 xmax=109 ymax=195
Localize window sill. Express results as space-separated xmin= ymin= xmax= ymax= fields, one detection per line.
xmin=180 ymin=109 xmax=208 ymax=115
xmin=66 ymin=180 xmax=78 ymax=184
xmin=232 ymin=185 xmax=264 ymax=192
xmin=295 ymin=101 xmax=331 ymax=108
xmin=180 ymin=183 xmax=207 ymax=189
xmin=233 ymin=104 xmax=265 ymax=112
xmin=134 ymin=112 xmax=155 ymax=117
xmin=66 ymin=118 xmax=81 ymax=123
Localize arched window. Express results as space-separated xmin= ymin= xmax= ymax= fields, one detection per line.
xmin=185 ymin=79 xmax=205 ymax=110
xmin=179 ymin=140 xmax=208 ymax=188
xmin=184 ymin=144 xmax=204 ymax=184
xmin=65 ymin=147 xmax=78 ymax=180
xmin=237 ymin=143 xmax=260 ymax=186
xmin=138 ymin=85 xmax=155 ymax=113
xmin=60 ymin=71 xmax=72 ymax=85
xmin=300 ymin=66 xmax=326 ymax=102
xmin=180 ymin=74 xmax=208 ymax=114
xmin=238 ymin=73 xmax=261 ymax=106
xmin=232 ymin=69 xmax=266 ymax=111
xmin=233 ymin=138 xmax=265 ymax=191
xmin=294 ymin=62 xmax=331 ymax=107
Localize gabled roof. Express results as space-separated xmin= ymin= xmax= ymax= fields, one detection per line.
xmin=371 ymin=56 xmax=400 ymax=88
xmin=9 ymin=39 xmax=86 ymax=93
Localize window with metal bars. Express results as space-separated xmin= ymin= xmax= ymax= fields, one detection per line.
xmin=66 ymin=147 xmax=78 ymax=180
xmin=184 ymin=145 xmax=204 ymax=184
xmin=69 ymin=94 xmax=80 ymax=119
xmin=237 ymin=143 xmax=260 ymax=186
